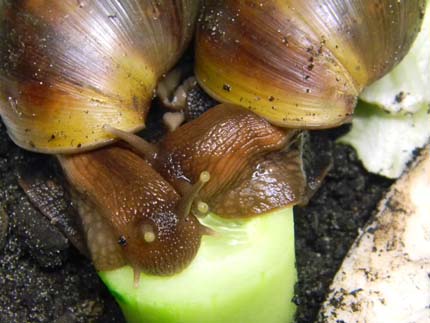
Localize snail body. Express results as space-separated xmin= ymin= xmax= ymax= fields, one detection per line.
xmin=59 ymin=145 xmax=204 ymax=276
xmin=57 ymin=103 xmax=309 ymax=276
xmin=113 ymin=103 xmax=309 ymax=219
xmin=195 ymin=0 xmax=424 ymax=128
xmin=0 ymin=0 xmax=200 ymax=153
xmin=156 ymin=103 xmax=306 ymax=217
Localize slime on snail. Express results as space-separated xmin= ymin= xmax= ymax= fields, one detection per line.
xmin=61 ymin=103 xmax=309 ymax=278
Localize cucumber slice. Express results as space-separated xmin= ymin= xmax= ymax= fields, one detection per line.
xmin=99 ymin=208 xmax=297 ymax=323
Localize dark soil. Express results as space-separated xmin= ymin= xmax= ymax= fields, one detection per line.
xmin=0 ymin=118 xmax=393 ymax=322
xmin=0 ymin=122 xmax=123 ymax=323
xmin=293 ymin=130 xmax=393 ymax=323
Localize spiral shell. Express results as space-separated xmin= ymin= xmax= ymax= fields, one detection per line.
xmin=0 ymin=0 xmax=200 ymax=153
xmin=195 ymin=0 xmax=424 ymax=129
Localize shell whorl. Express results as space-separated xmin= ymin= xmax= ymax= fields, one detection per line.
xmin=0 ymin=0 xmax=200 ymax=153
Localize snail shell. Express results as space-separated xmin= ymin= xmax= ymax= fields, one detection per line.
xmin=0 ymin=0 xmax=200 ymax=153
xmin=195 ymin=0 xmax=424 ymax=129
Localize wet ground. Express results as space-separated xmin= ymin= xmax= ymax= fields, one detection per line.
xmin=0 ymin=119 xmax=392 ymax=323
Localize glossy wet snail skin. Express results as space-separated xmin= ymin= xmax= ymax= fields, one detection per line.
xmin=0 ymin=0 xmax=200 ymax=153
xmin=77 ymin=103 xmax=308 ymax=275
xmin=59 ymin=145 xmax=205 ymax=277
xmin=195 ymin=0 xmax=424 ymax=128
xmin=111 ymin=103 xmax=308 ymax=219
xmin=155 ymin=103 xmax=307 ymax=217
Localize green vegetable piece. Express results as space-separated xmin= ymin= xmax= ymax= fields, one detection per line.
xmin=99 ymin=208 xmax=297 ymax=323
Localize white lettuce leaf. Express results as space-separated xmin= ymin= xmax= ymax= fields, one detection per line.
xmin=339 ymin=102 xmax=430 ymax=178
xmin=340 ymin=2 xmax=430 ymax=178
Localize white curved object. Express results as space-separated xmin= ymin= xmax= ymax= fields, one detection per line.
xmin=319 ymin=144 xmax=430 ymax=323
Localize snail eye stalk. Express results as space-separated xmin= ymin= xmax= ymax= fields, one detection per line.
xmin=176 ymin=171 xmax=212 ymax=219
xmin=103 ymin=125 xmax=159 ymax=163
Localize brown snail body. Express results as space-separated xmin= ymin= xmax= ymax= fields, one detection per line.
xmin=104 ymin=102 xmax=312 ymax=226
xmin=195 ymin=0 xmax=424 ymax=128
xmin=59 ymin=145 xmax=203 ymax=276
xmin=156 ymin=103 xmax=307 ymax=217
xmin=63 ymin=103 xmax=308 ymax=275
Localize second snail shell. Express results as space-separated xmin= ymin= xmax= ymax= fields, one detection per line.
xmin=195 ymin=0 xmax=424 ymax=129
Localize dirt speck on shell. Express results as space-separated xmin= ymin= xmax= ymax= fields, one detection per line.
xmin=0 ymin=121 xmax=392 ymax=322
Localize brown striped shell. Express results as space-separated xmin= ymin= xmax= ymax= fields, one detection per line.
xmin=0 ymin=0 xmax=200 ymax=153
xmin=195 ymin=0 xmax=424 ymax=128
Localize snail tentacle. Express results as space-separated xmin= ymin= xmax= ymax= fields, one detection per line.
xmin=103 ymin=125 xmax=159 ymax=163
xmin=176 ymin=171 xmax=211 ymax=220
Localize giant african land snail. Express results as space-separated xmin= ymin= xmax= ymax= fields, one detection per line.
xmin=0 ymin=0 xmax=424 ymax=278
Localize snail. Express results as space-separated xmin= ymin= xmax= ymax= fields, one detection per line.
xmin=58 ymin=145 xmax=205 ymax=277
xmin=0 ymin=0 xmax=203 ymax=277
xmin=0 ymin=0 xmax=423 ymax=279
xmin=155 ymin=103 xmax=307 ymax=217
xmin=19 ymin=103 xmax=309 ymax=278
xmin=0 ymin=0 xmax=307 ymax=277
xmin=110 ymin=103 xmax=309 ymax=218
xmin=195 ymin=0 xmax=425 ymax=129
xmin=80 ymin=104 xmax=312 ymax=275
